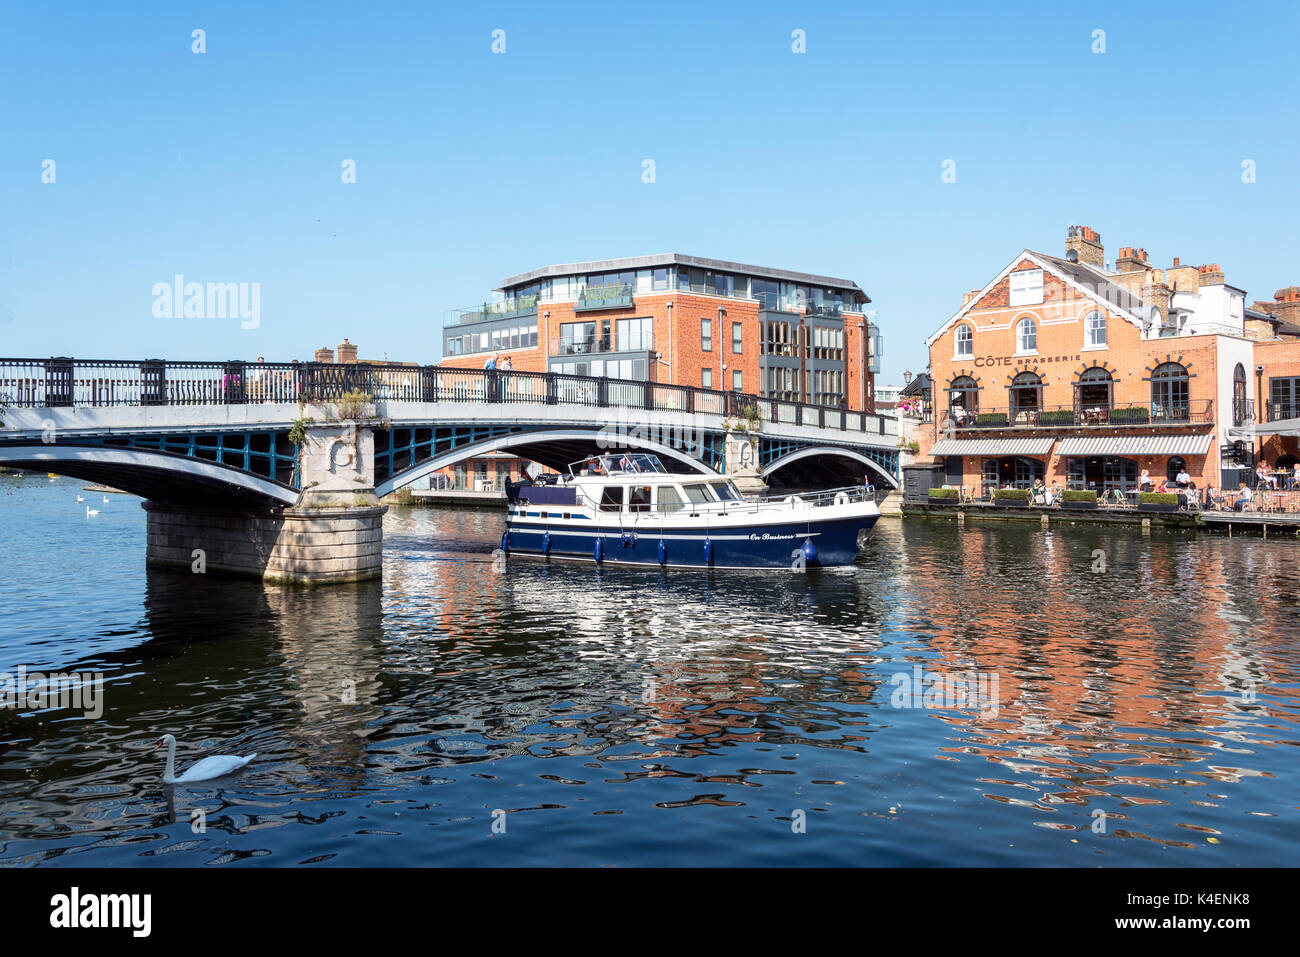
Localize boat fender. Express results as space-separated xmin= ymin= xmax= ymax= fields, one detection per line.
xmin=801 ymin=538 xmax=818 ymax=566
xmin=657 ymin=538 xmax=667 ymax=566
xmin=500 ymin=531 xmax=510 ymax=553
xmin=784 ymin=494 xmax=804 ymax=508
xmin=833 ymin=491 xmax=849 ymax=506
xmin=594 ymin=537 xmax=604 ymax=564
xmin=702 ymin=536 xmax=713 ymax=565
xmin=542 ymin=531 xmax=551 ymax=556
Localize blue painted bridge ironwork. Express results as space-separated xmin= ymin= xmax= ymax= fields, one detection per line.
xmin=0 ymin=357 xmax=900 ymax=505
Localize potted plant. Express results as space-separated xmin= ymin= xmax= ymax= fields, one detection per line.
xmin=1110 ymin=406 xmax=1150 ymax=425
xmin=993 ymin=488 xmax=1030 ymax=507
xmin=928 ymin=487 xmax=959 ymax=502
xmin=1061 ymin=489 xmax=1097 ymax=510
xmin=1038 ymin=409 xmax=1074 ymax=426
xmin=1138 ymin=491 xmax=1179 ymax=512
xmin=975 ymin=412 xmax=1008 ymax=428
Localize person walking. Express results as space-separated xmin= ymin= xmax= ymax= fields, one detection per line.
xmin=484 ymin=353 xmax=498 ymax=402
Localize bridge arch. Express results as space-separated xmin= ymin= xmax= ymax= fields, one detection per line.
xmin=0 ymin=445 xmax=299 ymax=506
xmin=376 ymin=427 xmax=718 ymax=496
xmin=761 ymin=446 xmax=899 ymax=490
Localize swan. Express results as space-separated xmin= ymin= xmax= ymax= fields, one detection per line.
xmin=85 ymin=505 xmax=99 ymax=517
xmin=75 ymin=495 xmax=84 ymax=503
xmin=154 ymin=733 xmax=256 ymax=784
xmin=102 ymin=496 xmax=110 ymax=503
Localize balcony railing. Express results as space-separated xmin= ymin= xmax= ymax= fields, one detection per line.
xmin=449 ymin=295 xmax=539 ymax=325
xmin=1232 ymin=398 xmax=1255 ymax=427
xmin=1268 ymin=399 xmax=1298 ymax=422
xmin=575 ymin=283 xmax=634 ymax=311
xmin=549 ymin=333 xmax=656 ymax=357
xmin=942 ymin=400 xmax=1215 ymax=430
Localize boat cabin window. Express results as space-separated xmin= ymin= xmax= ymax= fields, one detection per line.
xmin=657 ymin=485 xmax=684 ymax=511
xmin=682 ymin=484 xmax=711 ymax=504
xmin=710 ymin=482 xmax=739 ymax=502
xmin=599 ymin=486 xmax=624 ymax=511
xmin=629 ymin=485 xmax=652 ymax=512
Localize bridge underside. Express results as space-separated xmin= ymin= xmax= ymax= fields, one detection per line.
xmin=0 ymin=445 xmax=299 ymax=506
xmin=761 ymin=444 xmax=899 ymax=491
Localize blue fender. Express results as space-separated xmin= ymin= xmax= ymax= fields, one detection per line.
xmin=594 ymin=537 xmax=604 ymax=564
xmin=500 ymin=531 xmax=509 ymax=553
xmin=702 ymin=536 xmax=713 ymax=565
xmin=657 ymin=538 xmax=667 ymax=566
xmin=542 ymin=531 xmax=551 ymax=556
xmin=800 ymin=538 xmax=818 ymax=566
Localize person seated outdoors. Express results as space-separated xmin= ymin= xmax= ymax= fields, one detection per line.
xmin=1256 ymin=465 xmax=1276 ymax=490
xmin=1176 ymin=467 xmax=1191 ymax=489
xmin=1234 ymin=483 xmax=1252 ymax=511
xmin=1292 ymin=462 xmax=1300 ymax=490
xmin=1047 ymin=480 xmax=1062 ymax=506
xmin=1139 ymin=469 xmax=1153 ymax=491
xmin=1155 ymin=480 xmax=1169 ymax=494
xmin=1031 ymin=478 xmax=1046 ymax=505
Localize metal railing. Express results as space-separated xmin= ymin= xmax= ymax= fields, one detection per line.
xmin=1267 ymin=400 xmax=1297 ymax=422
xmin=0 ymin=357 xmax=895 ymax=437
xmin=549 ymin=332 xmax=656 ymax=356
xmin=942 ymin=399 xmax=1215 ymax=430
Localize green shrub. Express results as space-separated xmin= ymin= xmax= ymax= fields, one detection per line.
xmin=928 ymin=487 xmax=959 ymax=499
xmin=994 ymin=488 xmax=1030 ymax=502
xmin=1110 ymin=406 xmax=1149 ymax=424
xmin=1038 ymin=410 xmax=1074 ymax=425
xmin=1062 ymin=489 xmax=1097 ymax=503
xmin=1138 ymin=492 xmax=1179 ymax=505
xmin=975 ymin=412 xmax=1008 ymax=427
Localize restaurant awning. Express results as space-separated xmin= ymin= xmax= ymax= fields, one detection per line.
xmin=1227 ymin=417 xmax=1300 ymax=438
xmin=929 ymin=437 xmax=1055 ymax=456
xmin=1055 ymin=434 xmax=1213 ymax=456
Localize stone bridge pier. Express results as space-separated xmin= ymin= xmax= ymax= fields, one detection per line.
xmin=145 ymin=415 xmax=386 ymax=585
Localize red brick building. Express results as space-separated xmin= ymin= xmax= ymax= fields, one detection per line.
xmin=439 ymin=254 xmax=881 ymax=411
xmin=917 ymin=226 xmax=1300 ymax=495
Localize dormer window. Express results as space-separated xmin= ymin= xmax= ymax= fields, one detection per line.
xmin=1009 ymin=268 xmax=1044 ymax=306
xmin=955 ymin=323 xmax=973 ymax=357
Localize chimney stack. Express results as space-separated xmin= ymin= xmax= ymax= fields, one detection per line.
xmin=337 ymin=338 xmax=358 ymax=364
xmin=1065 ymin=225 xmax=1104 ymax=268
xmin=1196 ymin=263 xmax=1224 ymax=287
xmin=1142 ymin=270 xmax=1171 ymax=327
xmin=1115 ymin=246 xmax=1151 ymax=275
xmin=314 ymin=346 xmax=335 ymax=363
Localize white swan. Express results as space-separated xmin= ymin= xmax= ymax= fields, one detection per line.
xmin=102 ymin=496 xmax=110 ymax=503
xmin=85 ymin=505 xmax=99 ymax=517
xmin=154 ymin=733 xmax=256 ymax=784
xmin=75 ymin=495 xmax=84 ymax=503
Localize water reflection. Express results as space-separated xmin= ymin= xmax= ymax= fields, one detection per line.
xmin=0 ymin=484 xmax=1297 ymax=866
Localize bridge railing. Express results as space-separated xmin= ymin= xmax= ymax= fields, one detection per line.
xmin=0 ymin=357 xmax=897 ymax=437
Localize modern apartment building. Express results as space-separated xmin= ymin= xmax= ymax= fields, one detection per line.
xmin=917 ymin=225 xmax=1300 ymax=495
xmin=440 ymin=254 xmax=882 ymax=411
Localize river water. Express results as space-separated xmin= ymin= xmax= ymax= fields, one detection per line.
xmin=1 ymin=475 xmax=1296 ymax=866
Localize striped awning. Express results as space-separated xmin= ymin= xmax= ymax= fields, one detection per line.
xmin=929 ymin=437 xmax=1055 ymax=456
xmin=1055 ymin=434 xmax=1213 ymax=456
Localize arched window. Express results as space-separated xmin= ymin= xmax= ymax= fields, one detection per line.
xmin=1151 ymin=362 xmax=1190 ymax=421
xmin=1233 ymin=363 xmax=1248 ymax=426
xmin=1166 ymin=456 xmax=1186 ymax=483
xmin=955 ymin=323 xmax=973 ymax=357
xmin=948 ymin=375 xmax=979 ymax=424
xmin=1076 ymin=367 xmax=1113 ymax=420
xmin=1084 ymin=310 xmax=1106 ymax=347
xmin=1016 ymin=317 xmax=1037 ymax=353
xmin=1009 ymin=371 xmax=1042 ymax=422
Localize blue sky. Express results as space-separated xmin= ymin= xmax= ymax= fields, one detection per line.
xmin=2 ymin=0 xmax=1297 ymax=384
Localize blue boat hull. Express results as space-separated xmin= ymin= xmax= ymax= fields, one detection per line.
xmin=502 ymin=513 xmax=877 ymax=569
